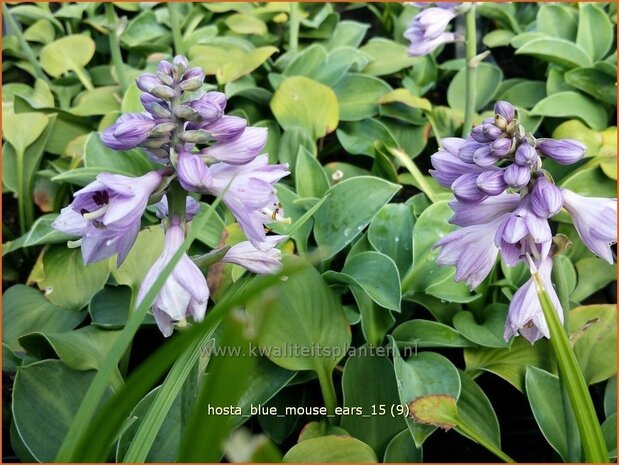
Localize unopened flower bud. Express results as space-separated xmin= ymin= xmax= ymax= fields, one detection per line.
xmin=157 ymin=60 xmax=173 ymax=76
xmin=143 ymin=137 xmax=171 ymax=149
xmin=136 ymin=73 xmax=161 ymax=93
xmin=206 ymin=115 xmax=247 ymax=142
xmin=150 ymin=85 xmax=177 ymax=100
xmin=515 ymin=142 xmax=537 ymax=166
xmin=174 ymin=105 xmax=201 ymax=122
xmin=503 ymin=163 xmax=531 ymax=189
xmin=157 ymin=71 xmax=175 ymax=87
xmin=473 ymin=145 xmax=498 ymax=167
xmin=536 ymin=139 xmax=586 ymax=165
xmin=459 ymin=141 xmax=483 ymax=163
xmin=494 ymin=101 xmax=515 ymax=123
xmin=476 ymin=170 xmax=507 ymax=196
xmin=483 ymin=123 xmax=503 ymax=140
xmin=180 ymin=67 xmax=205 ymax=91
xmin=149 ymin=122 xmax=177 ymax=137
xmin=173 ymin=55 xmax=189 ymax=80
xmin=452 ymin=173 xmax=488 ymax=203
xmin=180 ymin=129 xmax=214 ymax=144
xmin=530 ymin=176 xmax=563 ymax=218
xmin=494 ymin=114 xmax=508 ymax=130
xmin=490 ymin=137 xmax=513 ymax=156
xmin=150 ymin=102 xmax=172 ymax=119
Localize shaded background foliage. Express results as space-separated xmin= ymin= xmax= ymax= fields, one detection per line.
xmin=2 ymin=2 xmax=617 ymax=463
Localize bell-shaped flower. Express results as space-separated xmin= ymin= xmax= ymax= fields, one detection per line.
xmin=449 ymin=192 xmax=520 ymax=227
xmin=452 ymin=173 xmax=488 ymax=203
xmin=430 ymin=139 xmax=487 ymax=188
xmin=52 ymin=171 xmax=163 ymax=265
xmin=221 ymin=235 xmax=287 ymax=274
xmin=176 ymin=148 xmax=212 ymax=192
xmin=200 ymin=126 xmax=268 ymax=165
xmin=188 ymin=91 xmax=226 ymax=123
xmin=561 ymin=189 xmax=617 ymax=264
xmin=537 ymin=139 xmax=586 ymax=165
xmin=434 ymin=215 xmax=507 ymax=290
xmin=530 ymin=177 xmax=563 ymax=218
xmin=504 ymin=256 xmax=563 ymax=343
xmin=137 ymin=218 xmax=209 ymax=337
xmin=208 ymin=155 xmax=290 ymax=248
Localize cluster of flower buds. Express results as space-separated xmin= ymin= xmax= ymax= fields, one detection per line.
xmin=54 ymin=56 xmax=289 ymax=337
xmin=404 ymin=3 xmax=465 ymax=56
xmin=431 ymin=101 xmax=617 ymax=342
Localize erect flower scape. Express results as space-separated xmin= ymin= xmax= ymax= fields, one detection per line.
xmin=2 ymin=2 xmax=617 ymax=464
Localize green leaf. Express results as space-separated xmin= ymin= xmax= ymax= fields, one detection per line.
xmin=40 ymin=34 xmax=95 ymax=77
xmin=464 ymin=336 xmax=554 ymax=392
xmin=333 ymin=74 xmax=392 ymax=122
xmin=283 ymin=436 xmax=378 ymax=462
xmin=341 ymin=355 xmax=406 ymax=458
xmin=482 ymin=30 xmax=515 ymax=48
xmin=190 ymin=44 xmax=278 ymax=84
xmin=452 ymin=304 xmax=510 ymax=348
xmin=313 ymin=176 xmax=400 ymax=258
xmin=89 ymin=285 xmax=145 ymax=329
xmin=530 ymin=91 xmax=607 ymax=130
xmin=326 ymin=251 xmax=401 ymax=312
xmin=457 ymin=370 xmax=501 ymax=449
xmin=368 ymin=203 xmax=414 ymax=276
xmin=23 ymin=19 xmax=55 ymax=44
xmin=391 ymin=339 xmax=461 ymax=447
xmin=247 ymin=255 xmax=351 ymax=373
xmin=447 ymin=63 xmax=503 ymax=112
xmin=571 ymin=258 xmax=617 ymax=302
xmin=20 ymin=326 xmax=123 ymax=389
xmin=84 ymin=132 xmax=158 ymax=178
xmin=3 ymin=214 xmax=70 ymax=255
xmin=12 ymin=360 xmax=112 ymax=462
xmin=37 ymin=246 xmax=112 ymax=311
xmin=336 ymin=118 xmax=398 ymax=157
xmin=298 ymin=422 xmax=350 ymax=442
xmin=569 ymin=304 xmax=617 ymax=385
xmin=325 ymin=20 xmax=369 ymax=50
xmin=525 ymin=366 xmax=579 ymax=462
xmin=2 ymin=285 xmax=85 ymax=353
xmin=2 ymin=110 xmax=49 ymax=157
xmin=360 ymin=38 xmax=419 ymax=76
xmin=560 ymin=165 xmax=616 ymax=199
xmin=392 ymin=319 xmax=476 ymax=349
xmin=378 ymin=88 xmax=432 ymax=113
xmin=515 ymin=38 xmax=592 ymax=69
xmin=497 ymin=80 xmax=547 ymax=109
xmin=70 ymin=86 xmax=121 ymax=116
xmin=271 ymin=76 xmax=339 ymax=139
xmin=294 ymin=146 xmax=330 ymax=199
xmin=604 ymin=377 xmax=616 ymax=419
xmin=409 ymin=395 xmax=459 ymax=429
xmin=383 ymin=429 xmax=423 ymax=462
xmin=536 ymin=4 xmax=577 ymax=40
xmin=225 ymin=14 xmax=267 ymax=35
xmin=564 ymin=68 xmax=617 ymax=105
xmin=281 ymin=44 xmax=351 ymax=87
xmin=602 ymin=414 xmax=617 ymax=459
xmin=576 ymin=3 xmax=614 ymax=62
xmin=120 ymin=11 xmax=169 ymax=48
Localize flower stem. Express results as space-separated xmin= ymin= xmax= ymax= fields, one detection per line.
xmin=2 ymin=4 xmax=51 ymax=85
xmin=531 ymin=264 xmax=609 ymax=463
xmin=104 ymin=3 xmax=129 ymax=93
xmin=288 ymin=2 xmax=301 ymax=53
xmin=167 ymin=180 xmax=187 ymax=225
xmin=461 ymin=4 xmax=477 ymax=137
xmin=456 ymin=422 xmax=515 ymax=463
xmin=317 ymin=366 xmax=337 ymax=422
xmin=168 ymin=2 xmax=184 ymax=56
xmin=389 ymin=147 xmax=437 ymax=203
xmin=73 ymin=66 xmax=94 ymax=91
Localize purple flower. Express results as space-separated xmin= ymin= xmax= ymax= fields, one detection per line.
xmin=137 ymin=218 xmax=209 ymax=337
xmin=52 ymin=171 xmax=163 ymax=266
xmin=200 ymin=115 xmax=247 ymax=143
xmin=458 ymin=141 xmax=484 ymax=163
xmin=430 ymin=140 xmax=487 ymax=188
xmin=537 ymin=139 xmax=586 ymax=165
xmin=188 ymin=91 xmax=226 ymax=122
xmin=530 ymin=177 xmax=563 ymax=218
xmin=504 ymin=256 xmax=563 ymax=342
xmin=221 ymin=235 xmax=286 ymax=274
xmin=155 ymin=195 xmax=201 ymax=221
xmin=434 ymin=215 xmax=507 ymax=290
xmin=404 ymin=7 xmax=457 ymax=56
xmin=208 ymin=155 xmax=290 ymax=248
xmin=136 ymin=73 xmax=162 ymax=93
xmin=451 ymin=173 xmax=487 ymax=203
xmin=176 ymin=148 xmax=212 ymax=192
xmin=476 ymin=170 xmax=507 ymax=196
xmin=490 ymin=137 xmax=513 ymax=157
xmin=449 ymin=193 xmax=520 ymax=227
xmin=494 ymin=197 xmax=552 ymax=266
xmin=200 ymin=126 xmax=268 ymax=165
xmin=100 ymin=113 xmax=157 ymax=151
xmin=503 ymin=163 xmax=531 ymax=189
xmin=561 ymin=189 xmax=617 ymax=263
xmin=494 ymin=101 xmax=515 ymax=124
xmin=473 ymin=145 xmax=499 ymax=168
xmin=179 ymin=67 xmax=205 ymax=92
xmin=515 ymin=143 xmax=538 ymax=166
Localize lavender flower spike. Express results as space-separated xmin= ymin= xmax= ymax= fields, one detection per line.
xmin=221 ymin=235 xmax=287 ymax=274
xmin=404 ymin=6 xmax=457 ymax=56
xmin=52 ymin=170 xmax=163 ymax=266
xmin=137 ymin=217 xmax=209 ymax=337
xmin=561 ymin=189 xmax=617 ymax=264
xmin=504 ymin=256 xmax=563 ymax=343
xmin=100 ymin=113 xmax=157 ymax=151
xmin=434 ymin=215 xmax=507 ymax=290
